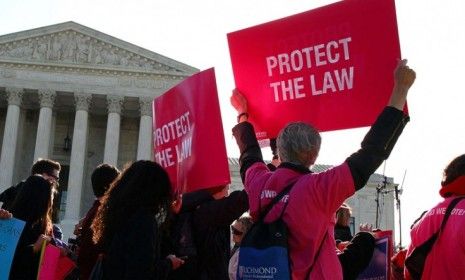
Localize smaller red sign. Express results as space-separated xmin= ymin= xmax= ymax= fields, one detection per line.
xmin=154 ymin=68 xmax=230 ymax=193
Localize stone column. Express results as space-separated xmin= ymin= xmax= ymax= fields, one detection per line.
xmin=137 ymin=97 xmax=153 ymax=160
xmin=0 ymin=88 xmax=23 ymax=189
xmin=33 ymin=89 xmax=56 ymax=161
xmin=103 ymin=96 xmax=123 ymax=166
xmin=63 ymin=93 xmax=91 ymax=226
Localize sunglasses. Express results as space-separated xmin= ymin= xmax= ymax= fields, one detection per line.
xmin=231 ymin=225 xmax=243 ymax=236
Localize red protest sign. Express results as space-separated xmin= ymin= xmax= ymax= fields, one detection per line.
xmin=153 ymin=68 xmax=230 ymax=193
xmin=228 ymin=0 xmax=401 ymax=139
xmin=38 ymin=244 xmax=76 ymax=280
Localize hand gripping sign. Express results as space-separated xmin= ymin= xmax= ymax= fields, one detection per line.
xmin=154 ymin=68 xmax=230 ymax=193
xmin=228 ymin=0 xmax=402 ymax=140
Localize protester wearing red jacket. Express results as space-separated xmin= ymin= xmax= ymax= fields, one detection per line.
xmin=405 ymin=155 xmax=465 ymax=280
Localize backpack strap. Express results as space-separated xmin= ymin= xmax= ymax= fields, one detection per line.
xmin=435 ymin=196 xmax=465 ymax=240
xmin=415 ymin=196 xmax=464 ymax=251
xmin=439 ymin=196 xmax=465 ymax=233
xmin=306 ymin=229 xmax=328 ymax=279
xmin=258 ymin=180 xmax=298 ymax=222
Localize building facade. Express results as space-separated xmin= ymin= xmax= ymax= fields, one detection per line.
xmin=0 ymin=22 xmax=198 ymax=237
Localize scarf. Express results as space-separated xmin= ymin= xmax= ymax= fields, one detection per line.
xmin=439 ymin=175 xmax=465 ymax=198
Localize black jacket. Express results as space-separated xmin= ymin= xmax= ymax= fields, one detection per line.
xmin=102 ymin=209 xmax=172 ymax=280
xmin=192 ymin=190 xmax=249 ymax=280
xmin=167 ymin=190 xmax=211 ymax=280
xmin=335 ymin=225 xmax=353 ymax=242
xmin=0 ymin=181 xmax=24 ymax=211
xmin=9 ymin=222 xmax=42 ymax=279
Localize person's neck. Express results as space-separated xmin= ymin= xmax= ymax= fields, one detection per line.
xmin=278 ymin=162 xmax=312 ymax=174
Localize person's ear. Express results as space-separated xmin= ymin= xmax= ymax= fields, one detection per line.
xmin=308 ymin=149 xmax=319 ymax=166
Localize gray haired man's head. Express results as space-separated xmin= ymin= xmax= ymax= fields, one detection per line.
xmin=277 ymin=122 xmax=321 ymax=167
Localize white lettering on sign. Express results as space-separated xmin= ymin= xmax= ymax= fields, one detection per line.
xmin=265 ymin=37 xmax=355 ymax=103
xmin=154 ymin=111 xmax=194 ymax=168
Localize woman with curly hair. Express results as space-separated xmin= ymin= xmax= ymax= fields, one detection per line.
xmin=91 ymin=160 xmax=184 ymax=279
xmin=9 ymin=175 xmax=55 ymax=279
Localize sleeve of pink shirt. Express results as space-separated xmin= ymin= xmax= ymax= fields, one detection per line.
xmin=244 ymin=161 xmax=354 ymax=218
xmin=300 ymin=162 xmax=355 ymax=216
xmin=243 ymin=162 xmax=272 ymax=220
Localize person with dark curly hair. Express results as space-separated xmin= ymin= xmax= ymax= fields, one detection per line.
xmin=91 ymin=160 xmax=184 ymax=279
xmin=405 ymin=154 xmax=465 ymax=279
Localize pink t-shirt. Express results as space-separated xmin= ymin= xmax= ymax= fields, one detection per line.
xmin=406 ymin=197 xmax=465 ymax=280
xmin=244 ymin=162 xmax=355 ymax=280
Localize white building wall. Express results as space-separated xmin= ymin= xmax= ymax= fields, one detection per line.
xmin=0 ymin=108 xmax=6 ymax=168
xmin=117 ymin=116 xmax=139 ymax=168
xmin=80 ymin=114 xmax=106 ymax=216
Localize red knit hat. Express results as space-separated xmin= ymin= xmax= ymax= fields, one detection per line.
xmin=439 ymin=175 xmax=465 ymax=198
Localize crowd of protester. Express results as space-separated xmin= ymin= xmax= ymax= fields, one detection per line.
xmin=0 ymin=59 xmax=463 ymax=280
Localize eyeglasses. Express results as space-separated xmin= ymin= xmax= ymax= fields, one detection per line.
xmin=48 ymin=174 xmax=59 ymax=181
xmin=231 ymin=225 xmax=243 ymax=236
xmin=44 ymin=173 xmax=60 ymax=185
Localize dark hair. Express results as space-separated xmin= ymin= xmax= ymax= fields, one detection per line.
xmin=91 ymin=160 xmax=173 ymax=248
xmin=31 ymin=159 xmax=61 ymax=176
xmin=11 ymin=175 xmax=53 ymax=234
xmin=91 ymin=164 xmax=120 ymax=198
xmin=336 ymin=203 xmax=352 ymax=226
xmin=442 ymin=154 xmax=465 ymax=186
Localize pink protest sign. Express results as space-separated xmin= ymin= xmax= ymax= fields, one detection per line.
xmin=228 ymin=0 xmax=401 ymax=139
xmin=38 ymin=244 xmax=60 ymax=280
xmin=154 ymin=68 xmax=230 ymax=193
xmin=38 ymin=244 xmax=76 ymax=280
xmin=55 ymin=255 xmax=76 ymax=280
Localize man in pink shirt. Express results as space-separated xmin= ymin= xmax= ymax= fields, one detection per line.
xmin=231 ymin=59 xmax=416 ymax=279
xmin=405 ymin=154 xmax=465 ymax=280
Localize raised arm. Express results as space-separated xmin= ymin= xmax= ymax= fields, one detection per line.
xmin=347 ymin=59 xmax=416 ymax=190
xmin=231 ymin=89 xmax=264 ymax=182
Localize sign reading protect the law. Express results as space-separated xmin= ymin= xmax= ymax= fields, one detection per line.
xmin=153 ymin=68 xmax=230 ymax=193
xmin=228 ymin=0 xmax=401 ymax=139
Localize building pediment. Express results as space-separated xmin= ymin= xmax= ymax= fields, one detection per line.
xmin=0 ymin=21 xmax=198 ymax=76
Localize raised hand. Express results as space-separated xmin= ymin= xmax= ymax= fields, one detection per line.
xmin=388 ymin=59 xmax=416 ymax=110
xmin=0 ymin=209 xmax=12 ymax=219
xmin=230 ymin=89 xmax=248 ymax=116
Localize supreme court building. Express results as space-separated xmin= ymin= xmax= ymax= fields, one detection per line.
xmin=0 ymin=22 xmax=198 ymax=237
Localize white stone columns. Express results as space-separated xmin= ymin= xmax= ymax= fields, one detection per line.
xmin=33 ymin=89 xmax=56 ymax=161
xmin=64 ymin=93 xmax=91 ymax=224
xmin=0 ymin=88 xmax=23 ymax=189
xmin=137 ymin=97 xmax=153 ymax=160
xmin=103 ymin=96 xmax=123 ymax=166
